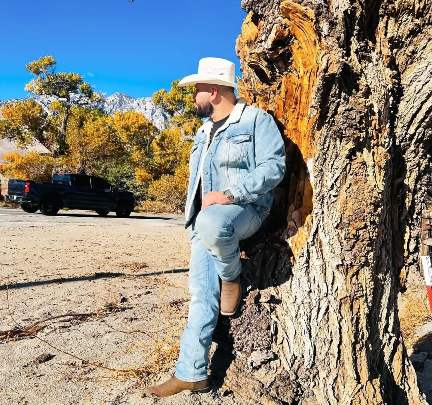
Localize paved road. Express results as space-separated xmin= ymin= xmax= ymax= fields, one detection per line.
xmin=0 ymin=206 xmax=185 ymax=227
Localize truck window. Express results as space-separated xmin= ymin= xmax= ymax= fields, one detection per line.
xmin=52 ymin=174 xmax=71 ymax=186
xmin=91 ymin=177 xmax=110 ymax=191
xmin=74 ymin=176 xmax=91 ymax=190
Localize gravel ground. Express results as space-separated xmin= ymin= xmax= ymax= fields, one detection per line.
xmin=0 ymin=207 xmax=244 ymax=405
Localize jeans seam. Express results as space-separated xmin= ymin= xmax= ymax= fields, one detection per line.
xmin=244 ymin=210 xmax=261 ymax=238
xmin=192 ymin=248 xmax=210 ymax=380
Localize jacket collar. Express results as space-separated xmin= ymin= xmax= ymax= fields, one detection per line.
xmin=201 ymin=99 xmax=247 ymax=136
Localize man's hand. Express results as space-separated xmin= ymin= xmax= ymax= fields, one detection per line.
xmin=202 ymin=191 xmax=233 ymax=209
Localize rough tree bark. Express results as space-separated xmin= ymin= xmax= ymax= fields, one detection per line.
xmin=212 ymin=1 xmax=432 ymax=404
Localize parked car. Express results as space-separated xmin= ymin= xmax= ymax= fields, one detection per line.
xmin=2 ymin=173 xmax=135 ymax=217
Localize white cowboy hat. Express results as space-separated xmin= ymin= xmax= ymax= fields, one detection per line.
xmin=178 ymin=57 xmax=236 ymax=88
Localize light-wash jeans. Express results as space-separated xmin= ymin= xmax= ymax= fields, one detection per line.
xmin=175 ymin=202 xmax=264 ymax=382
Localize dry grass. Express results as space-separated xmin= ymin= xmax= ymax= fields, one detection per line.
xmin=78 ymin=280 xmax=190 ymax=384
xmin=44 ymin=290 xmax=188 ymax=384
xmin=399 ymin=285 xmax=432 ymax=348
xmin=137 ymin=200 xmax=177 ymax=214
xmin=121 ymin=293 xmax=188 ymax=383
xmin=51 ymin=290 xmax=188 ymax=384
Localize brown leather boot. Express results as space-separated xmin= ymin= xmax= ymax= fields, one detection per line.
xmin=220 ymin=276 xmax=241 ymax=316
xmin=146 ymin=376 xmax=209 ymax=397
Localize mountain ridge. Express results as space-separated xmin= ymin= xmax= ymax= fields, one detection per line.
xmin=0 ymin=93 xmax=169 ymax=130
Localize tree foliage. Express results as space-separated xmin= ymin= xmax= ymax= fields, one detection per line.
xmin=0 ymin=152 xmax=55 ymax=181
xmin=142 ymin=80 xmax=202 ymax=208
xmin=0 ymin=99 xmax=49 ymax=147
xmin=24 ymin=55 xmax=99 ymax=155
xmin=0 ymin=58 xmax=200 ymax=210
xmin=147 ymin=163 xmax=189 ymax=212
xmin=152 ymin=80 xmax=196 ymax=117
xmin=25 ymin=55 xmax=94 ymax=102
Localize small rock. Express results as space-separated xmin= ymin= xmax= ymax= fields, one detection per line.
xmin=119 ymin=293 xmax=128 ymax=303
xmin=34 ymin=353 xmax=55 ymax=364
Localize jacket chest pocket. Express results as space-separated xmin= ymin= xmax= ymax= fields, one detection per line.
xmin=222 ymin=134 xmax=251 ymax=166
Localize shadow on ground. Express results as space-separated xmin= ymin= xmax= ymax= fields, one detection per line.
xmin=55 ymin=212 xmax=176 ymax=221
xmin=0 ymin=268 xmax=189 ymax=291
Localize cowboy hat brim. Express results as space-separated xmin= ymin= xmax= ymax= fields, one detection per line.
xmin=178 ymin=74 xmax=236 ymax=88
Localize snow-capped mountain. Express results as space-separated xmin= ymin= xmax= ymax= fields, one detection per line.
xmin=1 ymin=93 xmax=170 ymax=130
xmin=102 ymin=93 xmax=169 ymax=130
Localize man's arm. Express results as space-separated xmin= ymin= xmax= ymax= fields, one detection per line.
xmin=229 ymin=110 xmax=286 ymax=204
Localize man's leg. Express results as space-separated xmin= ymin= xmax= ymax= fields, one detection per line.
xmin=194 ymin=203 xmax=262 ymax=281
xmin=175 ymin=230 xmax=220 ymax=381
xmin=147 ymin=229 xmax=219 ymax=397
xmin=176 ymin=204 xmax=262 ymax=375
xmin=194 ymin=203 xmax=262 ymax=315
xmin=147 ymin=203 xmax=262 ymax=397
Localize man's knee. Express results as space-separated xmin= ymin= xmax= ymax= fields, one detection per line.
xmin=195 ymin=207 xmax=232 ymax=248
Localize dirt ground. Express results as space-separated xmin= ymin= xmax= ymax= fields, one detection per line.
xmin=0 ymin=207 xmax=245 ymax=405
xmin=2 ymin=206 xmax=432 ymax=404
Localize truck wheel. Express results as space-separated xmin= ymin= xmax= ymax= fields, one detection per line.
xmin=96 ymin=209 xmax=110 ymax=217
xmin=115 ymin=209 xmax=131 ymax=218
xmin=21 ymin=204 xmax=38 ymax=213
xmin=40 ymin=199 xmax=60 ymax=216
xmin=115 ymin=202 xmax=132 ymax=218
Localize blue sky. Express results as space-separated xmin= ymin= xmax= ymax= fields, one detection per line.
xmin=0 ymin=0 xmax=246 ymax=100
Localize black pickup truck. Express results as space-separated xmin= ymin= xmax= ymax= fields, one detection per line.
xmin=2 ymin=173 xmax=135 ymax=217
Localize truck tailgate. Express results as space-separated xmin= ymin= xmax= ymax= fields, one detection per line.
xmin=5 ymin=179 xmax=26 ymax=201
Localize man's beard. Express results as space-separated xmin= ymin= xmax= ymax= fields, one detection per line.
xmin=196 ymin=102 xmax=213 ymax=118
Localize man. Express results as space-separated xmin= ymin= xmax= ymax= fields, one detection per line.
xmin=147 ymin=57 xmax=286 ymax=397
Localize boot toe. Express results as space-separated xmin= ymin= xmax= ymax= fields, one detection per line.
xmin=145 ymin=376 xmax=209 ymax=398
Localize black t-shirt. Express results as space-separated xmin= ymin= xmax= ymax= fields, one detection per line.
xmin=194 ymin=115 xmax=230 ymax=214
xmin=209 ymin=115 xmax=229 ymax=143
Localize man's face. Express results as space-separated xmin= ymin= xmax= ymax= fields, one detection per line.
xmin=194 ymin=83 xmax=214 ymax=118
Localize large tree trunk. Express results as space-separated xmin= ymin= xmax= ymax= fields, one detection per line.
xmin=212 ymin=0 xmax=432 ymax=403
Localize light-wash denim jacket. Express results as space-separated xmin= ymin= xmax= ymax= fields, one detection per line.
xmin=185 ymin=99 xmax=286 ymax=228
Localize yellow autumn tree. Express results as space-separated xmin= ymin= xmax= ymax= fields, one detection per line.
xmin=0 ymin=99 xmax=52 ymax=149
xmin=110 ymin=111 xmax=156 ymax=176
xmin=25 ymin=55 xmax=99 ymax=156
xmin=152 ymin=80 xmax=196 ymax=118
xmin=0 ymin=152 xmax=55 ymax=181
xmin=65 ymin=108 xmax=119 ymax=173
xmin=147 ymin=162 xmax=190 ymax=212
xmin=0 ymin=59 xmax=201 ymax=212
xmin=138 ymin=79 xmax=201 ymax=210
